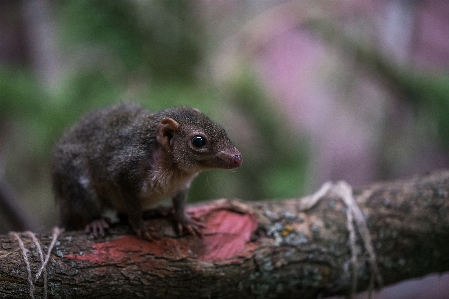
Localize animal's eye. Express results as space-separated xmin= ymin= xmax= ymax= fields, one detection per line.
xmin=191 ymin=135 xmax=206 ymax=148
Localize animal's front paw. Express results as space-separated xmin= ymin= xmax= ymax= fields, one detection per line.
xmin=133 ymin=226 xmax=159 ymax=241
xmin=174 ymin=213 xmax=206 ymax=237
xmin=85 ymin=218 xmax=110 ymax=238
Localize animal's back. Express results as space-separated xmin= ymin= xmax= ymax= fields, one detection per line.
xmin=53 ymin=103 xmax=152 ymax=181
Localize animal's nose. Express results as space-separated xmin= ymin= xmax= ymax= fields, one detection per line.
xmin=231 ymin=154 xmax=243 ymax=168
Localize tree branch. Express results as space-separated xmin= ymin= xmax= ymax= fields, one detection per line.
xmin=1 ymin=171 xmax=449 ymax=298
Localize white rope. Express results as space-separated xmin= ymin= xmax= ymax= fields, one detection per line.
xmin=10 ymin=232 xmax=35 ymax=299
xmin=10 ymin=227 xmax=64 ymax=299
xmin=35 ymin=227 xmax=64 ymax=280
xmin=26 ymin=231 xmax=46 ymax=298
xmin=300 ymin=181 xmax=382 ymax=298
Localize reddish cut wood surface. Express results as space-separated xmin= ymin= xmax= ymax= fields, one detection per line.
xmin=64 ymin=206 xmax=259 ymax=264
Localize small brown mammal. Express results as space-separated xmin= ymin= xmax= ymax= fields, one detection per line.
xmin=51 ymin=103 xmax=242 ymax=240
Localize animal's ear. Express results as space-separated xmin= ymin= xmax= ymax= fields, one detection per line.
xmin=156 ymin=117 xmax=180 ymax=148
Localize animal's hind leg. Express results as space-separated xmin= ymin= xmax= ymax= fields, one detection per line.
xmin=52 ymin=157 xmax=105 ymax=235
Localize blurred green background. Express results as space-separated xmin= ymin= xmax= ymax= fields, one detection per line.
xmin=1 ymin=0 xmax=449 ymax=233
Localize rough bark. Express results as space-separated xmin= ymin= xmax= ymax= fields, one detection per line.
xmin=1 ymin=171 xmax=449 ymax=298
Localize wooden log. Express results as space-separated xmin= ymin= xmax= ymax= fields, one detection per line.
xmin=1 ymin=171 xmax=449 ymax=298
